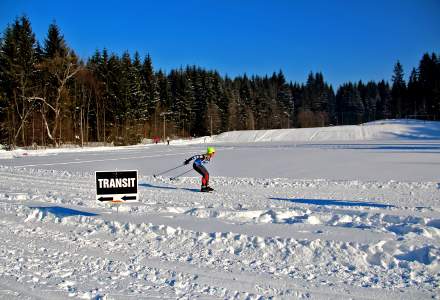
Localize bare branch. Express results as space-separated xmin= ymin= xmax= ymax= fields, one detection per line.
xmin=40 ymin=107 xmax=54 ymax=141
xmin=26 ymin=96 xmax=56 ymax=112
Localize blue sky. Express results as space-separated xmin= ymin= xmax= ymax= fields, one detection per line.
xmin=1 ymin=0 xmax=439 ymax=87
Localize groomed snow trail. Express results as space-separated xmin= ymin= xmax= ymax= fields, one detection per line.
xmin=0 ymin=166 xmax=439 ymax=299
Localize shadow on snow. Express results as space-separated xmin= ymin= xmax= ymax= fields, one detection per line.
xmin=270 ymin=197 xmax=395 ymax=208
xmin=29 ymin=206 xmax=99 ymax=218
xmin=297 ymin=143 xmax=440 ymax=152
xmin=140 ymin=182 xmax=200 ymax=193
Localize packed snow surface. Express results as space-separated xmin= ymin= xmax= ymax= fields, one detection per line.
xmin=0 ymin=120 xmax=439 ymax=299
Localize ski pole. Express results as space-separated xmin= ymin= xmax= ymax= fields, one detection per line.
xmin=170 ymin=169 xmax=193 ymax=180
xmin=153 ymin=164 xmax=185 ymax=178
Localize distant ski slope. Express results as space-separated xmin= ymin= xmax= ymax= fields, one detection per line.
xmin=1 ymin=119 xmax=440 ymax=160
xmin=212 ymin=119 xmax=440 ymax=143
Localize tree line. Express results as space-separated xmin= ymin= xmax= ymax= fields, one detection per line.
xmin=1 ymin=16 xmax=439 ymax=147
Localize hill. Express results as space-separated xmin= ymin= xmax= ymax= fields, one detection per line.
xmin=211 ymin=119 xmax=440 ymax=143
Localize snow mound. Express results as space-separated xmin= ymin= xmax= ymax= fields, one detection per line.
xmin=1 ymin=120 xmax=438 ymax=159
xmin=212 ymin=119 xmax=440 ymax=143
xmin=0 ymin=144 xmax=152 ymax=159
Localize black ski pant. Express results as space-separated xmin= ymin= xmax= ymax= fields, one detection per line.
xmin=193 ymin=164 xmax=209 ymax=187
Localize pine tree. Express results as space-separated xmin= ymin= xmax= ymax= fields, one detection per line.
xmin=212 ymin=71 xmax=228 ymax=132
xmin=336 ymin=83 xmax=364 ymax=124
xmin=391 ymin=61 xmax=406 ymax=118
xmin=290 ymin=83 xmax=303 ymax=126
xmin=157 ymin=70 xmax=171 ymax=107
xmin=222 ymin=77 xmax=239 ymax=131
xmin=180 ymin=70 xmax=195 ymax=136
xmin=377 ymin=80 xmax=392 ymax=120
xmin=418 ymin=53 xmax=440 ymax=119
xmin=37 ymin=20 xmax=82 ymax=146
xmin=434 ymin=53 xmax=440 ymax=120
xmin=0 ymin=25 xmax=17 ymax=145
xmin=141 ymin=54 xmax=159 ymax=121
xmin=239 ymin=75 xmax=257 ymax=129
xmin=43 ymin=22 xmax=67 ymax=59
xmin=300 ymin=72 xmax=331 ymax=126
xmin=118 ymin=51 xmax=132 ymax=143
xmin=363 ymin=81 xmax=380 ymax=122
xmin=407 ymin=68 xmax=420 ymax=117
xmin=327 ymin=86 xmax=336 ymax=124
xmin=190 ymin=70 xmax=208 ymax=135
xmin=0 ymin=16 xmax=39 ymax=146
xmin=133 ymin=52 xmax=147 ymax=120
xmin=275 ymin=70 xmax=294 ymax=128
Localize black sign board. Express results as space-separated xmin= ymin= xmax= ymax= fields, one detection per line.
xmin=95 ymin=170 xmax=138 ymax=202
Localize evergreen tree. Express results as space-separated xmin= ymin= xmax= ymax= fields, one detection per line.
xmin=141 ymin=54 xmax=159 ymax=121
xmin=290 ymin=83 xmax=303 ymax=126
xmin=180 ymin=70 xmax=195 ymax=136
xmin=237 ymin=74 xmax=254 ymax=129
xmin=221 ymin=77 xmax=238 ymax=131
xmin=153 ymin=70 xmax=170 ymax=136
xmin=275 ymin=70 xmax=294 ymax=127
xmin=327 ymin=86 xmax=336 ymax=124
xmin=418 ymin=53 xmax=440 ymax=119
xmin=407 ymin=68 xmax=420 ymax=116
xmin=391 ymin=61 xmax=406 ymax=118
xmin=38 ymin=20 xmax=81 ymax=146
xmin=376 ymin=80 xmax=392 ymax=120
xmin=363 ymin=81 xmax=381 ymax=122
xmin=129 ymin=51 xmax=144 ymax=120
xmin=435 ymin=54 xmax=440 ymax=120
xmin=119 ymin=51 xmax=132 ymax=121
xmin=299 ymin=72 xmax=332 ymax=126
xmin=0 ymin=16 xmax=39 ymax=146
xmin=157 ymin=69 xmax=171 ymax=107
xmin=336 ymin=83 xmax=364 ymax=124
xmin=190 ymin=70 xmax=209 ymax=135
xmin=43 ymin=22 xmax=68 ymax=58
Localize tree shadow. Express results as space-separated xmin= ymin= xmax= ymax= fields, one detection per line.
xmin=270 ymin=197 xmax=394 ymax=208
xmin=140 ymin=183 xmax=200 ymax=193
xmin=386 ymin=123 xmax=440 ymax=140
xmin=29 ymin=206 xmax=99 ymax=218
xmin=299 ymin=143 xmax=440 ymax=152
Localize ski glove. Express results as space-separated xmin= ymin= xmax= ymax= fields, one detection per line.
xmin=184 ymin=159 xmax=191 ymax=165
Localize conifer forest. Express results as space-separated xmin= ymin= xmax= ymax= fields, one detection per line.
xmin=1 ymin=16 xmax=439 ymax=147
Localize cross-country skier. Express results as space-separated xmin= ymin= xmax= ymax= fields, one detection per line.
xmin=184 ymin=147 xmax=216 ymax=192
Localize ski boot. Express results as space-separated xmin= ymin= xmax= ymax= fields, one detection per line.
xmin=201 ymin=185 xmax=214 ymax=192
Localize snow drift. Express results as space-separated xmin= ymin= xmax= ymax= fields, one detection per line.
xmin=212 ymin=119 xmax=440 ymax=143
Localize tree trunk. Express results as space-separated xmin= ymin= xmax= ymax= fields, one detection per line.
xmin=95 ymin=96 xmax=100 ymax=142
xmin=80 ymin=106 xmax=84 ymax=147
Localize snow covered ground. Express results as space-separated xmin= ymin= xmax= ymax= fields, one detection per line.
xmin=212 ymin=119 xmax=440 ymax=142
xmin=0 ymin=120 xmax=439 ymax=299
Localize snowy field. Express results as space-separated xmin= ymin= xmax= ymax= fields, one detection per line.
xmin=0 ymin=120 xmax=439 ymax=299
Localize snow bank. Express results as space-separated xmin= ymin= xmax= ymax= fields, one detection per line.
xmin=212 ymin=119 xmax=440 ymax=143
xmin=0 ymin=144 xmax=152 ymax=159
xmin=1 ymin=119 xmax=439 ymax=160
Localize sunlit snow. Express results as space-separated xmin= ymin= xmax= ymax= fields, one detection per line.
xmin=0 ymin=120 xmax=439 ymax=299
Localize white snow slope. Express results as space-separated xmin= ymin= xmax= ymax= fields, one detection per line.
xmin=212 ymin=119 xmax=440 ymax=143
xmin=0 ymin=120 xmax=439 ymax=299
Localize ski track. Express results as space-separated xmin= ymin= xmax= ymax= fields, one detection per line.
xmin=0 ymin=166 xmax=439 ymax=299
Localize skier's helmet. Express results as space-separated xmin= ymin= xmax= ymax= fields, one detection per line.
xmin=207 ymin=147 xmax=216 ymax=155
